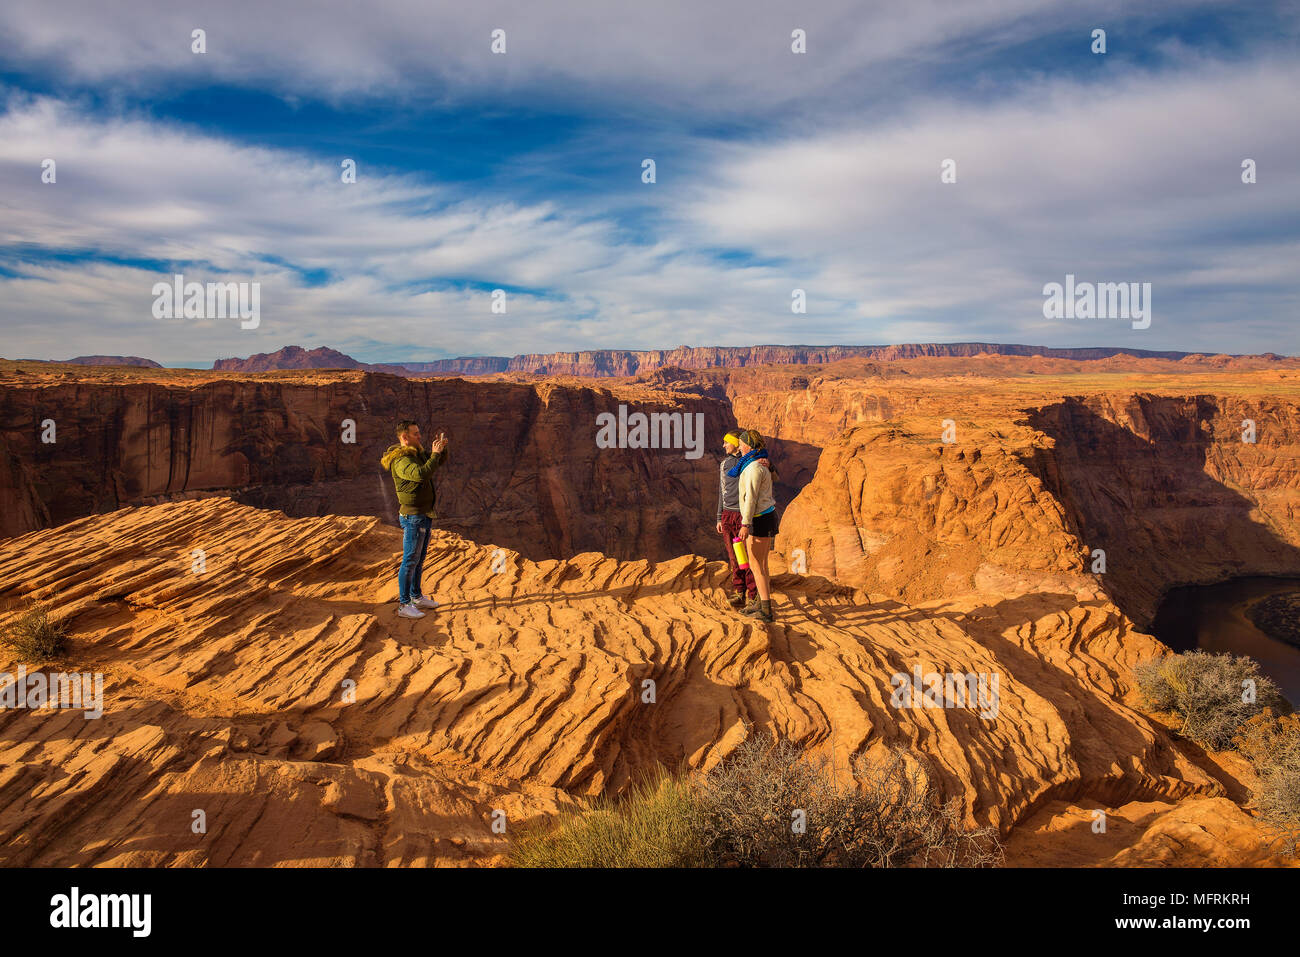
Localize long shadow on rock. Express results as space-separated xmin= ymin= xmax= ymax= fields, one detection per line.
xmin=958 ymin=591 xmax=1222 ymax=814
xmin=764 ymin=437 xmax=824 ymax=508
xmin=1020 ymin=395 xmax=1300 ymax=626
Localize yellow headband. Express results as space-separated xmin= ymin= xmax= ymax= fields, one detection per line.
xmin=723 ymin=432 xmax=740 ymax=444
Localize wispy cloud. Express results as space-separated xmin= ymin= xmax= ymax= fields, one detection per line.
xmin=678 ymin=56 xmax=1300 ymax=350
xmin=0 ymin=97 xmax=807 ymax=362
xmin=0 ymin=0 xmax=1148 ymax=113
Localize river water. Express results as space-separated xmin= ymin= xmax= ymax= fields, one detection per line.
xmin=1150 ymin=576 xmax=1300 ymax=707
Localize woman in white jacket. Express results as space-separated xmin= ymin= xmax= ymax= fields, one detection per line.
xmin=735 ymin=429 xmax=779 ymax=622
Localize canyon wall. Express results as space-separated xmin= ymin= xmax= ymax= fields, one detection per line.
xmin=774 ymin=389 xmax=1300 ymax=624
xmin=1025 ymin=393 xmax=1300 ymax=623
xmin=4 ymin=360 xmax=1298 ymax=626
xmin=0 ymin=372 xmax=734 ymax=563
xmin=775 ymin=420 xmax=1088 ymax=606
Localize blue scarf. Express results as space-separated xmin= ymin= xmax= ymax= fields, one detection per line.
xmin=727 ymin=448 xmax=769 ymax=478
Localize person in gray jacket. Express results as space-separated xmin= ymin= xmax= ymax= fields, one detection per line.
xmin=715 ymin=430 xmax=756 ymax=608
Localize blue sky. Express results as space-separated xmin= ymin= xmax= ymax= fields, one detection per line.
xmin=1 ymin=0 xmax=1297 ymax=365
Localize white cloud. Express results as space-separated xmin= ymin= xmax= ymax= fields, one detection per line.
xmin=0 ymin=97 xmax=812 ymax=362
xmin=675 ymin=57 xmax=1300 ymax=353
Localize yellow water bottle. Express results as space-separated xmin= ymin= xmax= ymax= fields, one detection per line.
xmin=732 ymin=535 xmax=750 ymax=570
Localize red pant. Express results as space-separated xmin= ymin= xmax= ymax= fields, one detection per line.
xmin=719 ymin=510 xmax=757 ymax=598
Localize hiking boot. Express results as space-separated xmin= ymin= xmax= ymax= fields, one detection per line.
xmin=397 ymin=603 xmax=426 ymax=619
xmin=727 ymin=593 xmax=746 ymax=608
xmin=745 ymin=599 xmax=774 ymax=622
xmin=743 ymin=595 xmax=761 ymax=614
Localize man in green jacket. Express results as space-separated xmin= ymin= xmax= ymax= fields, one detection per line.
xmin=381 ymin=420 xmax=449 ymax=619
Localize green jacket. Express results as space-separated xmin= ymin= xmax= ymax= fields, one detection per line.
xmin=381 ymin=443 xmax=447 ymax=518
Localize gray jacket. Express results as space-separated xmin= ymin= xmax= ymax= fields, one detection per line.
xmin=717 ymin=453 xmax=741 ymax=519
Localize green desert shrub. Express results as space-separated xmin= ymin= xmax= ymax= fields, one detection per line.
xmin=1234 ymin=710 xmax=1300 ymax=841
xmin=508 ymin=767 xmax=703 ymax=868
xmin=0 ymin=600 xmax=69 ymax=662
xmin=509 ymin=732 xmax=1002 ymax=868
xmin=1134 ymin=651 xmax=1288 ymax=750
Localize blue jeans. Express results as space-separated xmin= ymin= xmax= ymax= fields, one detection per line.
xmin=398 ymin=513 xmax=433 ymax=605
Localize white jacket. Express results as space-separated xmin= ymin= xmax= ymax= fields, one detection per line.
xmin=738 ymin=457 xmax=776 ymax=525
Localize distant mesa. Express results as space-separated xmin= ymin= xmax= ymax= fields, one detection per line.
xmin=212 ymin=345 xmax=366 ymax=372
xmin=211 ymin=345 xmax=408 ymax=375
xmin=15 ymin=355 xmax=165 ymax=368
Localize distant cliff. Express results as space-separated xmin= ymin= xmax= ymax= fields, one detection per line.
xmin=205 ymin=342 xmax=1284 ymax=378
xmin=405 ymin=343 xmax=1217 ymax=377
xmin=400 ymin=356 xmax=512 ymax=375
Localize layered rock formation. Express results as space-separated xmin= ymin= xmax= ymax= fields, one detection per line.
xmin=0 ymin=366 xmax=731 ymax=564
xmin=771 ymin=381 xmax=1300 ymax=627
xmin=0 ymin=498 xmax=1288 ymax=866
xmin=1026 ymin=394 xmax=1300 ymax=624
xmin=401 ymin=356 xmax=511 ymax=375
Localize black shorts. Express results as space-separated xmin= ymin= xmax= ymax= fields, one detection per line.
xmin=750 ymin=509 xmax=779 ymax=538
